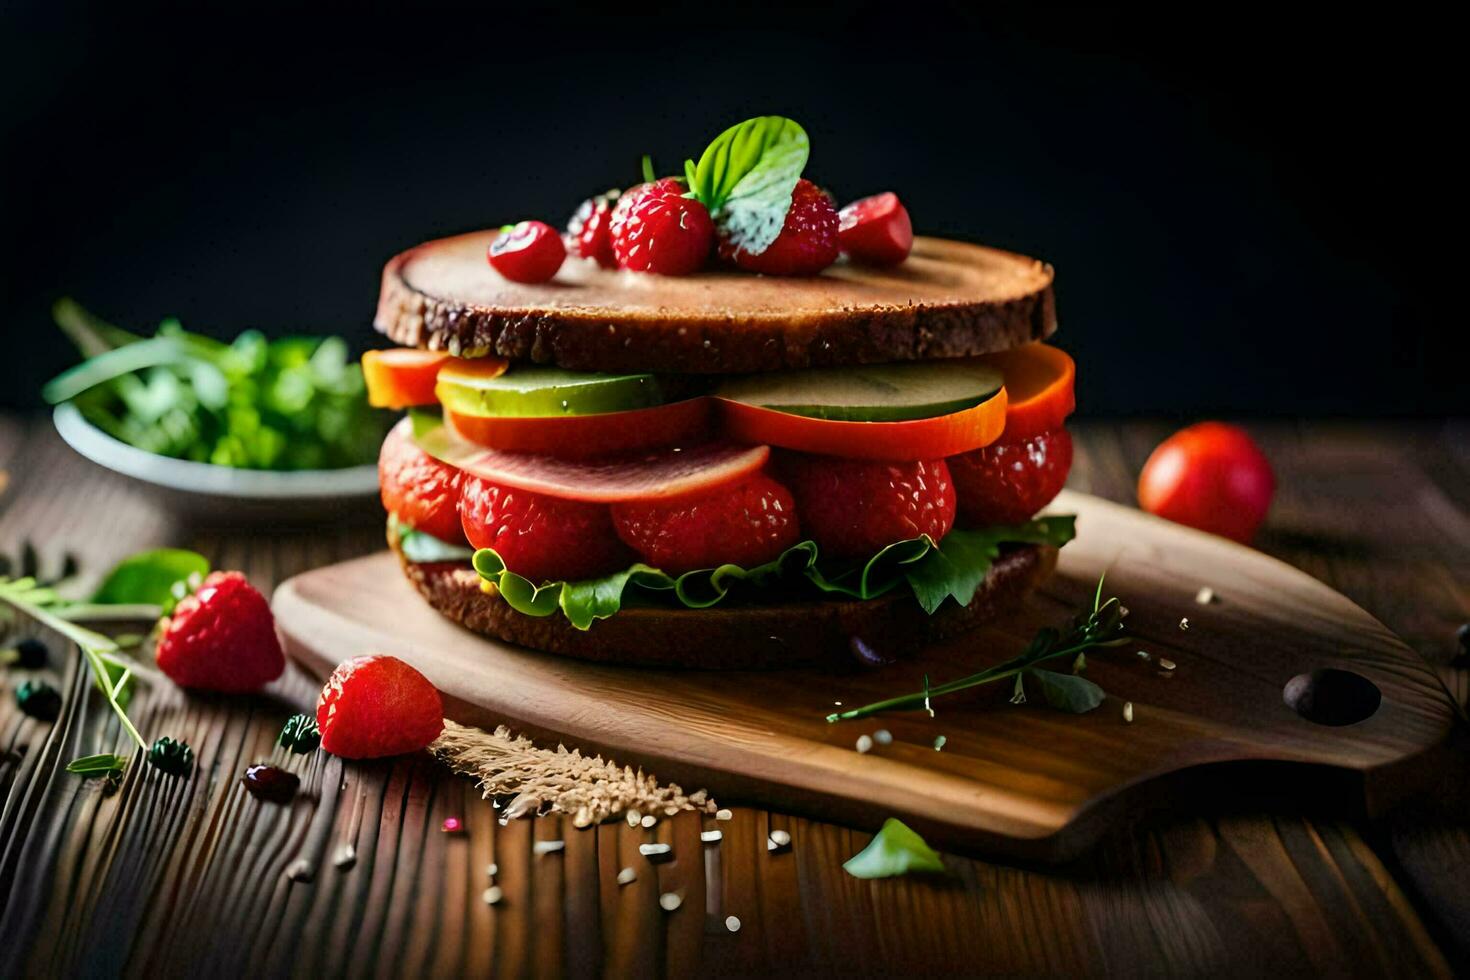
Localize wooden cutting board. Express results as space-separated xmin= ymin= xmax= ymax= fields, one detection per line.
xmin=273 ymin=490 xmax=1455 ymax=861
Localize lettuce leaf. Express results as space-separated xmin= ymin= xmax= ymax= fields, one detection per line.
xmin=469 ymin=515 xmax=1075 ymax=631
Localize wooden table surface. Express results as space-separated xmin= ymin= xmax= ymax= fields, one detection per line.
xmin=1 ymin=417 xmax=1466 ymax=978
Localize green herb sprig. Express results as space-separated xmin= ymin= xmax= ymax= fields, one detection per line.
xmin=827 ymin=576 xmax=1130 ymax=723
xmin=683 ymin=116 xmax=810 ymax=257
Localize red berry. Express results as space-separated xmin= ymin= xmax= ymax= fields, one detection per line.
xmin=838 ymin=192 xmax=913 ymax=266
xmin=949 ymin=428 xmax=1074 ymax=527
xmin=609 ymin=178 xmax=714 ymax=275
xmin=565 ymin=189 xmax=621 ymax=268
xmin=316 ymin=654 xmax=444 ymax=759
xmin=611 ymin=474 xmax=800 ymax=574
xmin=379 ymin=421 xmax=466 ymax=544
xmin=460 ymin=475 xmax=628 ymax=582
xmin=720 ymin=178 xmax=839 ymax=276
xmin=1138 ymin=422 xmax=1273 ymax=543
xmin=155 ymin=571 xmax=284 ymax=692
xmin=780 ymin=454 xmax=956 ymax=559
xmin=488 ymin=220 xmax=566 ymax=283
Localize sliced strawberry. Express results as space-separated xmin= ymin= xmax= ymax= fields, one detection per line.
xmin=949 ymin=427 xmax=1073 ymax=527
xmin=460 ymin=475 xmax=629 ymax=582
xmin=611 ymin=474 xmax=800 ymax=574
xmin=317 ymin=655 xmax=444 ymax=759
xmin=379 ymin=419 xmax=466 ymax=543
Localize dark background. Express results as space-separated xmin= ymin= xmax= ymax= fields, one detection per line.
xmin=1 ymin=3 xmax=1457 ymax=416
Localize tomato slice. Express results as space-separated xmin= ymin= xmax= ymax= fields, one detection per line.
xmin=974 ymin=343 xmax=1075 ymax=441
xmin=716 ymin=388 xmax=1008 ymax=460
xmin=362 ymin=349 xmax=508 ymax=409
xmin=446 ymin=398 xmax=711 ymax=458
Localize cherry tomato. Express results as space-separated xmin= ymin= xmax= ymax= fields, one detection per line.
xmin=716 ymin=388 xmax=1007 ymax=461
xmin=445 ymin=398 xmax=711 ymax=459
xmin=1138 ymin=422 xmax=1275 ymax=543
xmin=974 ymin=343 xmax=1076 ymax=440
xmin=488 ymin=220 xmax=566 ymax=283
xmin=837 ymin=192 xmax=913 ymax=266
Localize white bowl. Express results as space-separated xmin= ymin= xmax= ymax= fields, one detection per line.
xmin=53 ymin=403 xmax=381 ymax=524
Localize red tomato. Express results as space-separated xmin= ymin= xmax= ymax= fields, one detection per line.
xmin=446 ymin=398 xmax=710 ymax=458
xmin=1138 ymin=422 xmax=1275 ymax=543
xmin=716 ymin=389 xmax=1007 ymax=461
xmin=838 ymin=192 xmax=913 ymax=266
xmin=488 ymin=220 xmax=566 ymax=283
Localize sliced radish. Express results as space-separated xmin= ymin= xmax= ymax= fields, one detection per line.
xmin=411 ymin=416 xmax=769 ymax=503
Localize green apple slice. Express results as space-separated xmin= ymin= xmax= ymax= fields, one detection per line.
xmin=715 ymin=361 xmax=1004 ymax=422
xmin=436 ymin=365 xmax=666 ymax=418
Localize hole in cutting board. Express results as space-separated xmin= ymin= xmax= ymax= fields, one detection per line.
xmin=1282 ymin=668 xmax=1382 ymax=726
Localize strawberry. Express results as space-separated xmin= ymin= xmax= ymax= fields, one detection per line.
xmin=316 ymin=654 xmax=444 ymax=759
xmin=460 ymin=475 xmax=629 ymax=582
xmin=379 ymin=420 xmax=466 ymax=544
xmin=155 ymin=571 xmax=285 ymax=692
xmin=611 ymin=474 xmax=800 ymax=574
xmin=779 ymin=454 xmax=956 ymax=560
xmin=488 ymin=220 xmax=566 ymax=284
xmin=949 ymin=428 xmax=1073 ymax=527
xmin=719 ymin=178 xmax=839 ymax=276
xmin=565 ymin=189 xmax=621 ymax=268
xmin=609 ymin=178 xmax=714 ymax=275
xmin=838 ymin=192 xmax=913 ymax=266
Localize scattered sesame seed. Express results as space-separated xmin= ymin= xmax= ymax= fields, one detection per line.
xmin=483 ymin=886 xmax=503 ymax=905
xmin=715 ymin=808 xmax=733 ymax=821
xmin=640 ymin=815 xmax=657 ymax=829
xmin=332 ymin=844 xmax=357 ymax=869
xmin=873 ymin=729 xmax=893 ymax=746
xmin=1158 ymin=658 xmax=1176 ymax=670
xmin=855 ymin=735 xmax=873 ymax=754
xmin=933 ymin=735 xmax=947 ymax=751
xmin=498 ymin=817 xmax=509 ymax=826
xmin=725 ymin=915 xmax=742 ymax=933
xmin=769 ymin=829 xmax=791 ymax=847
xmin=1136 ymin=650 xmax=1152 ymax=661
xmin=1123 ymin=702 xmax=1135 ymax=723
xmin=1119 ymin=605 xmax=1130 ymax=619
xmin=532 ymin=840 xmax=565 ymax=856
xmin=701 ymin=830 xmax=723 ymax=843
xmin=767 ymin=838 xmax=779 ymax=851
xmin=1195 ymin=587 xmax=1215 ymax=605
xmin=486 ymin=863 xmax=498 ymax=877
xmin=834 ymin=701 xmax=843 ymax=706
xmin=626 ymin=810 xmax=641 ymax=827
xmin=659 ymin=892 xmax=683 ymax=912
xmin=1179 ymin=618 xmax=1190 ymax=631
xmin=639 ymin=843 xmax=671 ymax=859
xmin=616 ymin=867 xmax=637 ymax=886
xmin=286 ymin=858 xmax=313 ymax=882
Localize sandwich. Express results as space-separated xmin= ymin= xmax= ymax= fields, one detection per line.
xmin=361 ymin=116 xmax=1076 ymax=669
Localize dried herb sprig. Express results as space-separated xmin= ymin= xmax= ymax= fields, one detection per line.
xmin=827 ymin=575 xmax=1130 ymax=723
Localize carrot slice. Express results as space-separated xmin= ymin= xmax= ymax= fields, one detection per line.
xmin=362 ymin=349 xmax=507 ymax=409
xmin=974 ymin=343 xmax=1075 ymax=440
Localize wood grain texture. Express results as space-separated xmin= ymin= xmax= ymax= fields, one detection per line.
xmin=2 ymin=418 xmax=1466 ymax=976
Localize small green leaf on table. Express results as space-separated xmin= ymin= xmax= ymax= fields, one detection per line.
xmin=92 ymin=548 xmax=209 ymax=610
xmin=843 ymin=818 xmax=947 ymax=879
xmin=1028 ymin=668 xmax=1106 ymax=713
xmin=66 ymin=753 xmax=129 ymax=778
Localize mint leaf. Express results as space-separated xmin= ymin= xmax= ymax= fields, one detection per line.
xmin=1027 ymin=669 xmax=1106 ymax=713
xmin=843 ymin=818 xmax=946 ymax=879
xmin=92 ymin=548 xmax=209 ymax=609
xmin=686 ymin=116 xmax=809 ymax=256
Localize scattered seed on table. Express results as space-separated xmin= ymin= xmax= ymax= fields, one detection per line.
xmin=715 ymin=808 xmax=733 ymax=821
xmin=767 ymin=838 xmax=779 ymax=851
xmin=833 ymin=701 xmax=843 ymax=706
xmin=532 ymin=840 xmax=565 ymax=856
xmin=1123 ymin=702 xmax=1135 ymax=723
xmin=701 ymin=830 xmax=723 ymax=843
xmin=1159 ymin=658 xmax=1176 ymax=670
xmin=855 ymin=734 xmax=873 ymax=754
xmin=286 ymin=858 xmax=313 ymax=883
xmin=659 ymin=892 xmax=683 ymax=912
xmin=626 ymin=810 xmax=641 ymax=827
xmin=486 ymin=863 xmax=498 ymax=877
xmin=874 ymin=729 xmax=893 ymax=746
xmin=483 ymin=886 xmax=503 ymax=905
xmin=616 ymin=867 xmax=636 ymax=886
xmin=933 ymin=735 xmax=947 ymax=751
xmin=725 ymin=915 xmax=742 ymax=933
xmin=1179 ymin=618 xmax=1190 ymax=631
xmin=769 ymin=829 xmax=791 ymax=849
xmin=639 ymin=842 xmax=671 ymax=859
xmin=1136 ymin=650 xmax=1152 ymax=661
xmin=1196 ymin=587 xmax=1215 ymax=605
xmin=640 ymin=814 xmax=657 ymax=829
xmin=332 ymin=845 xmax=357 ymax=870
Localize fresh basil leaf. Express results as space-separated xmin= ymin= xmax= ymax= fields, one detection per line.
xmin=842 ymin=818 xmax=946 ymax=879
xmin=1028 ymin=668 xmax=1106 ymax=713
xmin=91 ymin=548 xmax=210 ymax=609
xmin=686 ymin=116 xmax=809 ymax=256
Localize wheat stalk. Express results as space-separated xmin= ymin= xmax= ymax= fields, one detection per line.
xmin=431 ymin=720 xmax=715 ymax=828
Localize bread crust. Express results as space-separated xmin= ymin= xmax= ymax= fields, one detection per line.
xmin=376 ymin=233 xmax=1056 ymax=375
xmin=388 ymin=527 xmax=1057 ymax=669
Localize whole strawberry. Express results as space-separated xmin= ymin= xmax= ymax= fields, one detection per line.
xmin=719 ymin=178 xmax=839 ymax=276
xmin=316 ymin=654 xmax=443 ymax=759
xmin=611 ymin=474 xmax=800 ymax=574
xmin=565 ymin=188 xmax=621 ymax=268
xmin=155 ymin=571 xmax=285 ymax=692
xmin=609 ymin=178 xmax=714 ymax=275
xmin=780 ymin=454 xmax=956 ymax=559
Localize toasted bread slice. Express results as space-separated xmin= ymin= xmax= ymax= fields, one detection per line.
xmin=377 ymin=233 xmax=1055 ymax=375
xmin=388 ymin=522 xmax=1056 ymax=669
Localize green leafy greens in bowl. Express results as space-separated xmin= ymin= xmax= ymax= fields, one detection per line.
xmin=43 ymin=299 xmax=391 ymax=471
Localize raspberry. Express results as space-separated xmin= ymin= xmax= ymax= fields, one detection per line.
xmin=780 ymin=454 xmax=956 ymax=559
xmin=155 ymin=571 xmax=285 ymax=692
xmin=460 ymin=475 xmax=628 ymax=582
xmin=609 ymin=178 xmax=714 ymax=275
xmin=949 ymin=428 xmax=1073 ymax=527
xmin=488 ymin=220 xmax=566 ymax=284
xmin=316 ymin=655 xmax=444 ymax=759
xmin=379 ymin=421 xmax=466 ymax=544
xmin=720 ymin=178 xmax=839 ymax=276
xmin=838 ymin=191 xmax=913 ymax=266
xmin=565 ymin=189 xmax=621 ymax=268
xmin=611 ymin=474 xmax=800 ymax=574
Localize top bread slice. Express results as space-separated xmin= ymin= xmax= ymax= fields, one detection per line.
xmin=376 ymin=232 xmax=1056 ymax=375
